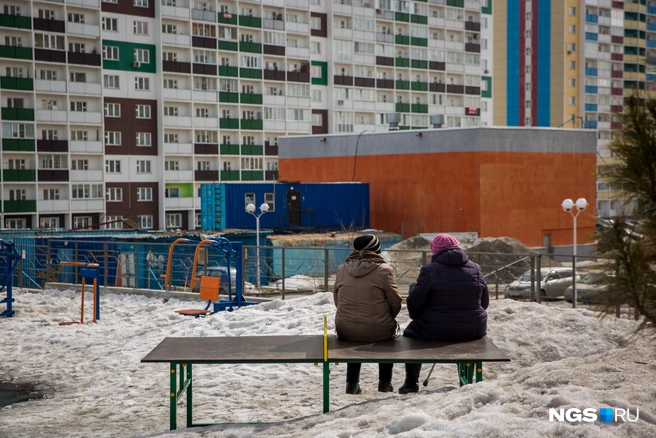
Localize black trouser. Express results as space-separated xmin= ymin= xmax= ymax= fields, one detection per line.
xmin=346 ymin=363 xmax=394 ymax=383
xmin=404 ymin=363 xmax=422 ymax=381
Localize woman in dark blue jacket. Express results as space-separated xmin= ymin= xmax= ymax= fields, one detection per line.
xmin=400 ymin=233 xmax=489 ymax=394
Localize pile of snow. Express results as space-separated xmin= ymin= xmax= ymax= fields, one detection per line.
xmin=1 ymin=288 xmax=655 ymax=437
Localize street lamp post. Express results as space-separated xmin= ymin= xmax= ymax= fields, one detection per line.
xmin=246 ymin=202 xmax=269 ymax=289
xmin=561 ymin=198 xmax=588 ymax=308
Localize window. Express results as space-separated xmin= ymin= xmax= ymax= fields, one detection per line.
xmin=569 ymin=6 xmax=576 ymax=16
xmin=71 ymin=159 xmax=88 ymax=170
xmin=42 ymin=129 xmax=58 ymax=140
xmin=568 ymin=96 xmax=576 ymax=105
xmin=245 ymin=192 xmax=255 ymax=211
xmin=196 ymin=107 xmax=209 ymax=118
xmin=7 ymin=159 xmax=25 ymax=170
xmin=39 ymin=9 xmax=55 ymax=20
xmin=105 ymin=131 xmax=122 ymax=146
xmin=41 ymin=154 xmax=66 ymax=169
xmin=163 ymin=52 xmax=177 ymax=62
xmin=6 ymin=219 xmax=26 ymax=229
xmin=71 ymin=184 xmax=103 ymax=199
xmin=8 ymin=189 xmax=26 ymax=200
xmin=165 ymin=160 xmax=179 ymax=171
xmin=133 ymin=21 xmax=148 ymax=35
xmin=71 ymin=130 xmax=88 ymax=141
xmin=134 ymin=77 xmax=150 ymax=90
xmin=138 ymin=215 xmax=153 ymax=229
xmin=135 ymin=104 xmax=151 ymax=119
xmin=103 ymin=46 xmax=119 ymax=60
xmin=35 ymin=33 xmax=65 ymax=50
xmin=312 ymin=113 xmax=323 ymax=126
xmin=569 ymin=78 xmax=576 ymax=87
xmin=164 ymin=133 xmax=178 ymax=143
xmin=104 ymin=103 xmax=121 ymax=117
xmin=569 ymin=60 xmax=576 ymax=70
xmin=162 ymin=24 xmax=177 ymax=34
xmin=569 ymin=24 xmax=576 ymax=34
xmin=40 ymin=217 xmax=59 ymax=228
xmin=43 ymin=189 xmax=60 ymax=200
xmin=134 ymin=0 xmax=148 ymax=7
xmin=70 ymin=101 xmax=87 ymax=112
xmin=195 ymin=212 xmax=201 ymax=229
xmin=105 ymin=216 xmax=123 ymax=230
xmin=106 ymin=160 xmax=121 ymax=173
xmin=70 ymin=71 xmax=86 ymax=83
xmin=163 ymin=79 xmax=178 ymax=89
xmin=68 ymin=13 xmax=85 ymax=23
xmin=137 ymin=187 xmax=153 ymax=201
xmin=164 ymin=106 xmax=178 ymax=116
xmin=103 ymin=74 xmax=120 ymax=89
xmin=102 ymin=17 xmax=118 ymax=32
xmin=39 ymin=70 xmax=57 ymax=80
xmin=136 ymin=160 xmax=151 ymax=173
xmin=134 ymin=49 xmax=150 ymax=64
xmin=73 ymin=216 xmax=93 ymax=229
xmin=69 ymin=43 xmax=86 ymax=53
xmin=41 ymin=100 xmax=58 ymax=110
xmin=166 ymin=213 xmax=182 ymax=228
xmin=265 ymin=193 xmax=275 ymax=212
xmin=136 ymin=132 xmax=152 ymax=146
xmin=106 ymin=187 xmax=123 ymax=201
xmin=311 ymin=41 xmax=321 ymax=54
xmin=197 ymin=160 xmax=211 ymax=170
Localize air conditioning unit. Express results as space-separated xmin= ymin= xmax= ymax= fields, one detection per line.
xmin=133 ymin=61 xmax=141 ymax=68
xmin=376 ymin=9 xmax=381 ymax=14
xmin=484 ymin=69 xmax=489 ymax=74
xmin=337 ymin=99 xmax=344 ymax=105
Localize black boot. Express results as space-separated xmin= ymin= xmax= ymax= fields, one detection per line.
xmin=378 ymin=380 xmax=394 ymax=392
xmin=345 ymin=382 xmax=362 ymax=395
xmin=398 ymin=378 xmax=419 ymax=394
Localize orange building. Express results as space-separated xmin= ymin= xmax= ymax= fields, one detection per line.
xmin=278 ymin=127 xmax=597 ymax=248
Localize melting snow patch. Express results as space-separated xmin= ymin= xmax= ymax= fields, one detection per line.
xmin=388 ymin=412 xmax=431 ymax=434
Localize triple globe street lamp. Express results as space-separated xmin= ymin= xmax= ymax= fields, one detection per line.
xmin=246 ymin=202 xmax=269 ymax=289
xmin=561 ymin=197 xmax=588 ymax=308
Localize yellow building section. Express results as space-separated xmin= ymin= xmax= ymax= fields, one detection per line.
xmin=493 ymin=1 xmax=508 ymax=126
xmin=556 ymin=0 xmax=580 ymax=129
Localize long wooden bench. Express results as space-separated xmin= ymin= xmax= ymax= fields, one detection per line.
xmin=141 ymin=323 xmax=510 ymax=430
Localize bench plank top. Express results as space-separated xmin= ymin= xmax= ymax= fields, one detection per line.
xmin=328 ymin=336 xmax=510 ymax=363
xmin=141 ymin=335 xmax=325 ymax=364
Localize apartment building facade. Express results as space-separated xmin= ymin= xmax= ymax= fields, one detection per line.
xmin=0 ymin=0 xmax=491 ymax=231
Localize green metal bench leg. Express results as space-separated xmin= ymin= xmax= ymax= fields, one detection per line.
xmin=186 ymin=364 xmax=193 ymax=428
xmin=323 ymin=361 xmax=330 ymax=413
xmin=476 ymin=362 xmax=482 ymax=383
xmin=170 ymin=364 xmax=177 ymax=430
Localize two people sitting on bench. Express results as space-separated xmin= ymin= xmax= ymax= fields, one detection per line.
xmin=333 ymin=234 xmax=402 ymax=395
xmin=399 ymin=233 xmax=490 ymax=394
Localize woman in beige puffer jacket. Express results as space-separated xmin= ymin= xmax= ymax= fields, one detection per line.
xmin=333 ymin=235 xmax=402 ymax=394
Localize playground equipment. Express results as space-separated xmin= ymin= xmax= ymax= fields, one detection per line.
xmin=164 ymin=237 xmax=257 ymax=316
xmin=58 ymin=262 xmax=101 ymax=326
xmin=0 ymin=240 xmax=21 ymax=317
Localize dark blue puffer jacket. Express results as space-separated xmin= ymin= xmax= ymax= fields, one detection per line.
xmin=404 ymin=247 xmax=489 ymax=340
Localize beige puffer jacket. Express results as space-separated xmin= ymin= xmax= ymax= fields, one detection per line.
xmin=333 ymin=251 xmax=402 ymax=342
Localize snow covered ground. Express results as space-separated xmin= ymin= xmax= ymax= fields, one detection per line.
xmin=1 ymin=287 xmax=655 ymax=438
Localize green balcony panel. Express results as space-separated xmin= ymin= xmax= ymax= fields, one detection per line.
xmin=411 ymin=15 xmax=428 ymax=25
xmin=447 ymin=0 xmax=464 ymax=7
xmin=411 ymin=37 xmax=428 ymax=47
xmin=220 ymin=144 xmax=240 ymax=154
xmin=0 ymin=14 xmax=32 ymax=29
xmin=0 ymin=76 xmax=33 ymax=91
xmin=218 ymin=40 xmax=238 ymax=51
xmin=1 ymin=107 xmax=34 ymax=121
xmin=217 ymin=14 xmax=238 ymax=25
xmin=239 ymin=41 xmax=262 ymax=53
xmin=240 ymin=93 xmax=263 ymax=105
xmin=218 ymin=65 xmax=239 ymax=77
xmin=411 ymin=59 xmax=428 ymax=69
xmin=220 ymin=118 xmax=240 ymax=129
xmin=395 ymin=57 xmax=410 ymax=67
xmin=3 ymin=199 xmax=37 ymax=213
xmin=411 ymin=82 xmax=428 ymax=91
xmin=219 ymin=92 xmax=239 ymax=103
xmin=221 ymin=170 xmax=240 ymax=181
xmin=241 ymin=119 xmax=263 ymax=130
xmin=241 ymin=144 xmax=263 ymax=155
xmin=396 ymin=80 xmax=410 ymax=90
xmin=2 ymin=139 xmax=35 ymax=151
xmin=411 ymin=103 xmax=429 ymax=113
xmin=239 ymin=16 xmax=262 ymax=28
xmin=395 ymin=35 xmax=410 ymax=45
xmin=239 ymin=68 xmax=262 ymax=79
xmin=241 ymin=170 xmax=263 ymax=181
xmin=3 ymin=169 xmax=36 ymax=182
xmin=412 ymin=126 xmax=428 ymax=130
xmin=395 ymin=12 xmax=410 ymax=22
xmin=395 ymin=103 xmax=410 ymax=113
xmin=399 ymin=126 xmax=411 ymax=130
xmin=0 ymin=45 xmax=33 ymax=60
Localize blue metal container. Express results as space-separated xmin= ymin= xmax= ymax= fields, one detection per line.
xmin=201 ymin=182 xmax=370 ymax=231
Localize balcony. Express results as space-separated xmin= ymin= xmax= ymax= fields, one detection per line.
xmin=334 ymin=75 xmax=354 ymax=86
xmin=194 ymin=143 xmax=218 ymax=155
xmin=376 ymin=33 xmax=394 ymax=43
xmin=220 ymin=118 xmax=239 ymax=129
xmin=220 ymin=170 xmax=240 ymax=181
xmin=220 ymin=144 xmax=239 ymax=154
xmin=34 ymin=48 xmax=67 ymax=63
xmin=464 ymin=21 xmax=481 ymax=32
xmin=3 ymin=200 xmax=37 ymax=213
xmin=429 ymin=61 xmax=446 ymax=71
xmin=38 ymin=169 xmax=70 ymax=182
xmin=395 ymin=12 xmax=410 ymax=22
xmin=241 ymin=119 xmax=263 ymax=130
xmin=376 ymin=79 xmax=394 ymax=89
xmin=192 ymin=63 xmax=217 ymax=76
xmin=0 ymin=45 xmax=33 ymax=60
xmin=164 ymin=142 xmax=193 ymax=155
xmin=265 ymin=143 xmax=278 ymax=156
xmin=241 ymin=144 xmax=263 ymax=155
xmin=70 ymin=140 xmax=102 ymax=154
xmin=69 ymin=111 xmax=103 ymax=124
xmin=265 ymin=170 xmax=278 ymax=181
xmin=164 ymin=197 xmax=194 ymax=209
xmin=39 ymin=199 xmax=70 ymax=212
xmin=219 ymin=92 xmax=239 ymax=103
xmin=70 ymin=199 xmax=104 ymax=211
xmin=1 ymin=76 xmax=33 ymax=91
xmin=67 ymin=0 xmax=101 ymax=7
xmin=263 ymin=18 xmax=285 ymax=31
xmin=286 ymin=71 xmax=309 ymax=83
xmin=218 ymin=40 xmax=238 ymax=51
xmin=2 ymin=139 xmax=35 ymax=152
xmin=1 ymin=107 xmax=34 ymax=121
xmin=0 ymin=14 xmax=32 ymax=30
xmin=193 ymin=117 xmax=218 ymax=129
xmin=239 ymin=15 xmax=262 ymax=28
xmin=67 ymin=51 xmax=101 ymax=66
xmin=218 ymin=65 xmax=238 ymax=77
xmin=465 ymin=43 xmax=480 ymax=53
xmin=3 ymin=169 xmax=36 ymax=182
xmin=263 ymin=69 xmax=286 ymax=81
xmin=240 ymin=93 xmax=263 ymax=105
xmin=285 ymin=22 xmax=309 ymax=34
xmin=465 ymin=86 xmax=480 ymax=95
xmin=194 ymin=170 xmax=219 ymax=181
xmin=411 ymin=37 xmax=428 ymax=47
xmin=33 ymin=18 xmax=66 ymax=33
xmin=395 ymin=35 xmax=410 ymax=45
xmin=263 ymin=44 xmax=285 ymax=56
xmin=240 ymin=68 xmax=263 ymax=79
xmin=396 ymin=80 xmax=410 ymax=90
xmin=35 ymin=79 xmax=66 ymax=93
xmin=71 ymin=169 xmax=103 ymax=182
xmin=464 ymin=107 xmax=481 ymax=116
xmin=36 ymin=109 xmax=68 ymax=123
xmin=192 ymin=36 xmax=216 ymax=49
xmin=163 ymin=115 xmax=192 ymax=128
xmin=354 ymin=77 xmax=375 ymax=88
xmin=163 ymin=88 xmax=192 ymax=101
xmin=376 ymin=56 xmax=394 ymax=66
xmin=411 ymin=59 xmax=428 ymax=69
xmin=241 ymin=170 xmax=263 ymax=181
xmin=239 ymin=41 xmax=262 ymax=53
xmin=191 ymin=8 xmax=215 ymax=22
xmin=446 ymin=84 xmax=464 ymax=94
xmin=395 ymin=57 xmax=410 ymax=67
xmin=163 ymin=60 xmax=191 ymax=74
xmin=66 ymin=22 xmax=100 ymax=38
xmin=411 ymin=81 xmax=428 ymax=91
xmin=164 ymin=170 xmax=193 ymax=182
xmin=217 ymin=13 xmax=238 ymax=25
xmin=162 ymin=33 xmax=191 ymax=47
xmin=68 ymin=82 xmax=102 ymax=95
xmin=396 ymin=103 xmax=410 ymax=113
xmin=37 ymin=139 xmax=68 ymax=152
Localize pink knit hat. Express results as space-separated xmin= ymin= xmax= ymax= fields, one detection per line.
xmin=430 ymin=233 xmax=460 ymax=255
